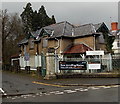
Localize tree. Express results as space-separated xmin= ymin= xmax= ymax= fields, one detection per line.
xmin=1 ymin=9 xmax=24 ymax=65
xmin=21 ymin=3 xmax=56 ymax=34
xmin=104 ymin=33 xmax=115 ymax=53
xmin=32 ymin=10 xmax=40 ymax=31
xmin=20 ymin=2 xmax=33 ymax=37
xmin=38 ymin=5 xmax=50 ymax=27
xmin=37 ymin=5 xmax=56 ymax=29
xmin=98 ymin=24 xmax=115 ymax=53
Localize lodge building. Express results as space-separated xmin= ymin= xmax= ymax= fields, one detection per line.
xmin=11 ymin=21 xmax=113 ymax=77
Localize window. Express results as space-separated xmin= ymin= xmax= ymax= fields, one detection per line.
xmin=43 ymin=38 xmax=48 ymax=48
xmin=117 ymin=41 xmax=120 ymax=47
xmin=29 ymin=39 xmax=34 ymax=49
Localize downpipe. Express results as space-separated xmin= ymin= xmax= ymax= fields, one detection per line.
xmin=54 ymin=38 xmax=60 ymax=74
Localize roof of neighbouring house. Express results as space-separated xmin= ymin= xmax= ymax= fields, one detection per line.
xmin=110 ymin=29 xmax=120 ymax=36
xmin=63 ymin=43 xmax=93 ymax=54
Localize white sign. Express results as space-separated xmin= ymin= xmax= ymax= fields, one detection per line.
xmin=88 ymin=64 xmax=101 ymax=69
xmin=24 ymin=53 xmax=30 ymax=61
xmin=86 ymin=51 xmax=104 ymax=55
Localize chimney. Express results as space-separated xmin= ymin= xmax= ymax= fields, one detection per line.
xmin=111 ymin=22 xmax=118 ymax=31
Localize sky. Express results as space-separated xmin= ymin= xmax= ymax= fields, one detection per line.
xmin=1 ymin=1 xmax=119 ymax=29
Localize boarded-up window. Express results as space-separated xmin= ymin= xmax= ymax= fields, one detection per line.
xmin=29 ymin=39 xmax=34 ymax=49
xmin=29 ymin=56 xmax=35 ymax=67
xmin=43 ymin=38 xmax=48 ymax=48
xmin=48 ymin=48 xmax=55 ymax=53
xmin=24 ymin=45 xmax=26 ymax=53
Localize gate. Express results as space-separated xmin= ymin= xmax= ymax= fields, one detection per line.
xmin=41 ymin=53 xmax=46 ymax=77
xmin=112 ymin=54 xmax=120 ymax=72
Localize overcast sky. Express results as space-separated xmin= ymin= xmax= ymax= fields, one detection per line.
xmin=2 ymin=2 xmax=118 ymax=29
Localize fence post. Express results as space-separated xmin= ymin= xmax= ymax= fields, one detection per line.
xmin=109 ymin=53 xmax=112 ymax=71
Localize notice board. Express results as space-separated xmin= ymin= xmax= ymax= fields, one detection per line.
xmin=59 ymin=61 xmax=87 ymax=70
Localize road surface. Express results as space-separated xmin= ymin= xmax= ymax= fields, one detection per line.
xmin=1 ymin=71 xmax=120 ymax=103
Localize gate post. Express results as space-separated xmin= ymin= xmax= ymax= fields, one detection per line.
xmin=44 ymin=53 xmax=56 ymax=79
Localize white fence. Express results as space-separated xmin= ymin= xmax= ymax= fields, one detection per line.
xmin=19 ymin=55 xmax=41 ymax=70
xmin=53 ymin=54 xmax=116 ymax=74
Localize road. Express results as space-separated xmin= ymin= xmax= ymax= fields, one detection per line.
xmin=1 ymin=71 xmax=120 ymax=103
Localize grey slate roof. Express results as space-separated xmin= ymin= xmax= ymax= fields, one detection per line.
xmin=18 ymin=38 xmax=28 ymax=45
xmin=74 ymin=24 xmax=95 ymax=37
xmin=19 ymin=21 xmax=105 ymax=44
xmin=44 ymin=21 xmax=104 ymax=39
xmin=43 ymin=21 xmax=73 ymax=38
xmin=93 ymin=23 xmax=103 ymax=31
xmin=18 ymin=29 xmax=42 ymax=45
xmin=30 ymin=29 xmax=42 ymax=38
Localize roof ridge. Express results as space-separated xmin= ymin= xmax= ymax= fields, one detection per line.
xmin=90 ymin=23 xmax=96 ymax=33
xmin=74 ymin=23 xmax=92 ymax=28
xmin=43 ymin=21 xmax=65 ymax=28
xmin=62 ymin=21 xmax=67 ymax=35
xmin=65 ymin=21 xmax=74 ymax=27
xmin=93 ymin=22 xmax=103 ymax=25
xmin=55 ymin=21 xmax=66 ymax=25
xmin=43 ymin=21 xmax=103 ymax=29
xmin=74 ymin=22 xmax=104 ymax=28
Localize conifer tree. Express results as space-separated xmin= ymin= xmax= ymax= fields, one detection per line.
xmin=38 ymin=5 xmax=50 ymax=27
xmin=21 ymin=3 xmax=56 ymax=36
xmin=32 ymin=10 xmax=40 ymax=31
xmin=20 ymin=2 xmax=33 ymax=37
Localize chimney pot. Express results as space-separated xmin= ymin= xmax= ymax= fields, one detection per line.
xmin=111 ymin=22 xmax=118 ymax=31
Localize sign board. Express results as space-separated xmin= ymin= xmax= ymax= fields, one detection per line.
xmin=59 ymin=61 xmax=87 ymax=70
xmin=24 ymin=53 xmax=30 ymax=61
xmin=86 ymin=51 xmax=104 ymax=55
xmin=88 ymin=64 xmax=101 ymax=69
